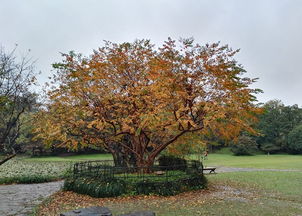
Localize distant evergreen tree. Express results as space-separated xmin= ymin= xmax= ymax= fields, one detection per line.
xmin=257 ymin=100 xmax=302 ymax=154
xmin=287 ymin=124 xmax=302 ymax=154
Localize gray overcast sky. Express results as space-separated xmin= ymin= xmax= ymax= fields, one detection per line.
xmin=1 ymin=0 xmax=302 ymax=106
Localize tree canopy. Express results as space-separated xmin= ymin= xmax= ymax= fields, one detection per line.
xmin=35 ymin=38 xmax=261 ymax=167
xmin=288 ymin=124 xmax=302 ymax=154
xmin=256 ymin=100 xmax=302 ymax=154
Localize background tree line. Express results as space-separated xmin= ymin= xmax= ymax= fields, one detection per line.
xmin=230 ymin=100 xmax=302 ymax=155
xmin=256 ymin=100 xmax=302 ymax=154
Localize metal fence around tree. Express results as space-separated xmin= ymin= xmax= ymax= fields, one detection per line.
xmin=72 ymin=159 xmax=204 ymax=182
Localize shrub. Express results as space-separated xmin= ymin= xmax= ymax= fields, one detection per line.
xmin=135 ymin=180 xmax=181 ymax=196
xmin=287 ymin=124 xmax=302 ymax=154
xmin=186 ymin=160 xmax=203 ymax=174
xmin=0 ymin=175 xmax=60 ymax=184
xmin=260 ymin=143 xmax=282 ymax=154
xmin=231 ymin=135 xmax=258 ymax=156
xmin=158 ymin=155 xmax=187 ymax=170
xmin=135 ymin=174 xmax=207 ymax=196
xmin=64 ymin=177 xmax=126 ymax=197
xmin=63 ymin=175 xmax=207 ymax=197
xmin=181 ymin=174 xmax=208 ymax=189
xmin=64 ymin=173 xmax=207 ymax=197
xmin=65 ymin=159 xmax=207 ymax=198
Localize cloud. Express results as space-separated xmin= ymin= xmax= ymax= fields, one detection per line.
xmin=1 ymin=0 xmax=302 ymax=105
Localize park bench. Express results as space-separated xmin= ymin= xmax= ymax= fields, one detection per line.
xmin=203 ymin=167 xmax=216 ymax=174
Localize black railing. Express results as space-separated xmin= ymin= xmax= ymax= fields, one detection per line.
xmin=72 ymin=160 xmax=203 ymax=182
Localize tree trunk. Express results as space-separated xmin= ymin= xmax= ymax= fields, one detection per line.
xmin=0 ymin=154 xmax=16 ymax=166
xmin=110 ymin=143 xmax=136 ymax=168
xmin=112 ymin=151 xmax=130 ymax=167
xmin=135 ymin=155 xmax=156 ymax=173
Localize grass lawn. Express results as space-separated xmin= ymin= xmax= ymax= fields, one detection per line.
xmin=1 ymin=151 xmax=302 ymax=215
xmin=0 ymin=159 xmax=73 ymax=184
xmin=24 ymin=153 xmax=113 ymax=162
xmin=36 ymin=171 xmax=302 ymax=216
xmin=190 ymin=150 xmax=302 ymax=170
xmin=1 ymin=151 xmax=302 ymax=184
xmin=0 ymin=154 xmax=112 ymax=184
xmin=208 ymin=171 xmax=302 ymax=201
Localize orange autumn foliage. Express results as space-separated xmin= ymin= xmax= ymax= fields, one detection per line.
xmin=34 ymin=38 xmax=262 ymax=167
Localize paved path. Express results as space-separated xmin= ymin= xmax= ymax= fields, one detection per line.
xmin=0 ymin=181 xmax=63 ymax=216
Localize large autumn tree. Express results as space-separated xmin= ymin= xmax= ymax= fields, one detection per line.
xmin=35 ymin=38 xmax=261 ymax=168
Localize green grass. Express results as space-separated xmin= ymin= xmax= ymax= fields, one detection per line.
xmin=98 ymin=171 xmax=302 ymax=215
xmin=0 ymin=154 xmax=113 ymax=184
xmin=0 ymin=159 xmax=73 ymax=184
xmin=208 ymin=171 xmax=302 ymax=200
xmin=37 ymin=171 xmax=302 ymax=216
xmin=190 ymin=152 xmax=302 ymax=170
xmin=24 ymin=154 xmax=112 ymax=162
xmin=122 ymin=171 xmax=302 ymax=215
xmin=9 ymin=150 xmax=302 ymax=170
xmin=2 ymin=151 xmax=302 ymax=185
xmin=27 ymin=151 xmax=302 ymax=215
xmin=203 ymin=171 xmax=302 ymax=215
